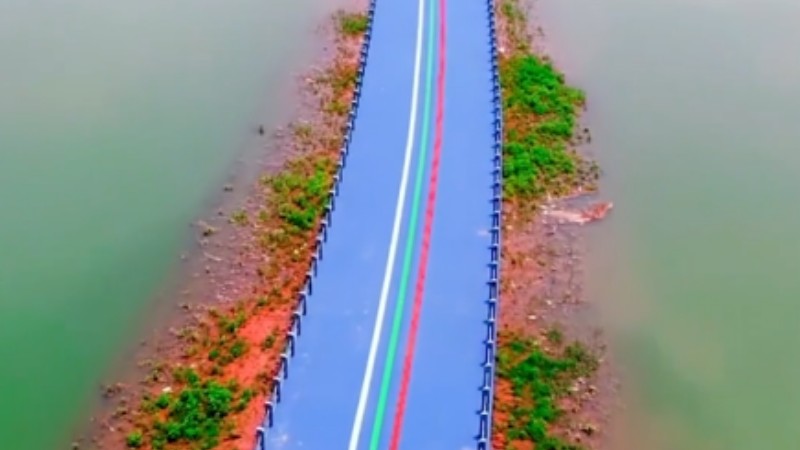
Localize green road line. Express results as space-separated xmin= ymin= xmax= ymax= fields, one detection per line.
xmin=367 ymin=0 xmax=438 ymax=447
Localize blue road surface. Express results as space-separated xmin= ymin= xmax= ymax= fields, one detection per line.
xmin=387 ymin=0 xmax=495 ymax=447
xmin=258 ymin=0 xmax=498 ymax=447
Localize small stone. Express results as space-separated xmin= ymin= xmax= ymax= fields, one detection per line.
xmin=579 ymin=422 xmax=598 ymax=436
xmin=197 ymin=220 xmax=217 ymax=237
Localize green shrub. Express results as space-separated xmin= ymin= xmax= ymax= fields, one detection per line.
xmin=146 ymin=380 xmax=242 ymax=449
xmin=337 ymin=12 xmax=368 ymax=36
xmin=230 ymin=339 xmax=247 ymax=359
xmin=155 ymin=393 xmax=171 ymax=410
xmin=269 ymin=157 xmax=332 ymax=234
xmin=498 ymin=335 xmax=597 ymax=448
xmin=501 ymin=54 xmax=585 ymax=199
xmin=126 ymin=431 xmax=143 ymax=448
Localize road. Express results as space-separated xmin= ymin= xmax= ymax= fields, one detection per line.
xmin=257 ymin=0 xmax=499 ymax=447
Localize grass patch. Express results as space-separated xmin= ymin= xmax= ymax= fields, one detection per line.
xmin=144 ymin=373 xmax=252 ymax=450
xmin=230 ymin=209 xmax=248 ymax=226
xmin=126 ymin=431 xmax=143 ymax=448
xmin=261 ymin=332 xmax=277 ymax=351
xmin=496 ymin=334 xmax=597 ymax=449
xmin=132 ymin=369 xmax=255 ymax=450
xmin=267 ymin=155 xmax=335 ymax=234
xmin=337 ymin=12 xmax=369 ymax=37
xmin=498 ymin=0 xmax=591 ymax=205
xmin=545 ymin=326 xmax=564 ymax=346
xmin=501 ymin=54 xmax=585 ymax=199
xmin=293 ymin=122 xmax=314 ymax=140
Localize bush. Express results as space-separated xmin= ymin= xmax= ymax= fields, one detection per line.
xmin=337 ymin=12 xmax=368 ymax=36
xmin=126 ymin=431 xmax=143 ymax=448
xmin=501 ymin=54 xmax=584 ymax=198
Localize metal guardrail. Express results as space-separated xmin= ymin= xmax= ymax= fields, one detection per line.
xmin=253 ymin=2 xmax=379 ymax=449
xmin=477 ymin=0 xmax=503 ymax=448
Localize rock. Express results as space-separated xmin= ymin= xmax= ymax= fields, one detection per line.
xmin=197 ymin=220 xmax=217 ymax=237
xmin=579 ymin=422 xmax=598 ymax=436
xmin=101 ymin=382 xmax=124 ymax=398
xmin=204 ymin=252 xmax=223 ymax=262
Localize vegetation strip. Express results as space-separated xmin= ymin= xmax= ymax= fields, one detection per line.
xmin=367 ymin=0 xmax=438 ymax=446
xmin=492 ymin=0 xmax=600 ymax=448
xmin=387 ymin=0 xmax=447 ymax=446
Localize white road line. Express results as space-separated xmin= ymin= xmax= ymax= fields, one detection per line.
xmin=346 ymin=0 xmax=427 ymax=448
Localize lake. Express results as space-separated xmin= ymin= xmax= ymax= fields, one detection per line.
xmin=540 ymin=0 xmax=800 ymax=448
xmin=0 ymin=0 xmax=348 ymax=447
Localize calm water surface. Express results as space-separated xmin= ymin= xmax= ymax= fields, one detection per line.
xmin=0 ymin=1 xmax=345 ymax=448
xmin=540 ymin=0 xmax=800 ymax=448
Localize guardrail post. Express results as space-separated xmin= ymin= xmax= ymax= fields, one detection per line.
xmin=325 ymin=203 xmax=333 ymax=226
xmin=272 ymin=377 xmax=282 ymax=402
xmin=281 ymin=354 xmax=289 ymax=378
xmin=292 ymin=311 xmax=302 ymax=335
xmin=256 ymin=427 xmax=266 ymax=450
xmin=287 ymin=331 xmax=296 ymax=356
xmin=300 ymin=289 xmax=308 ymax=315
xmin=264 ymin=401 xmax=274 ymax=427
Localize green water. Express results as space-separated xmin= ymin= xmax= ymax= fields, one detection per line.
xmin=540 ymin=0 xmax=800 ymax=448
xmin=0 ymin=1 xmax=346 ymax=448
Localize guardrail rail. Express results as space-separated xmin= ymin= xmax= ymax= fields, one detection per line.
xmin=477 ymin=0 xmax=504 ymax=448
xmin=253 ymin=2 xmax=379 ymax=448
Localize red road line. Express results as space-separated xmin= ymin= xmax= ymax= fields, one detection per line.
xmin=388 ymin=0 xmax=446 ymax=446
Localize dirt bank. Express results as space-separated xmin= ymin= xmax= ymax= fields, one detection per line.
xmin=491 ymin=0 xmax=619 ymax=449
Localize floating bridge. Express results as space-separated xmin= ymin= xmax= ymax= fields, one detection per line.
xmin=255 ymin=0 xmax=503 ymax=447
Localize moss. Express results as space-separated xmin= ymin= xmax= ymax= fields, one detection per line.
xmin=337 ymin=12 xmax=369 ymax=37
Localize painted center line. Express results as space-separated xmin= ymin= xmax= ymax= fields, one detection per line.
xmin=346 ymin=0 xmax=429 ymax=447
xmin=388 ymin=0 xmax=447 ymax=446
xmin=368 ymin=0 xmax=438 ymax=445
